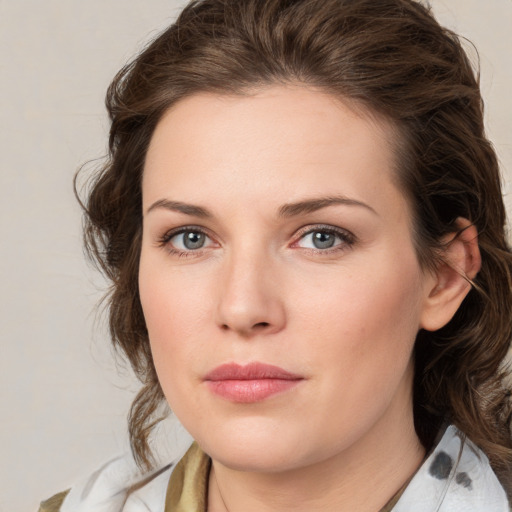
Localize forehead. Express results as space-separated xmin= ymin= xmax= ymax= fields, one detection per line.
xmin=143 ymin=85 xmax=408 ymax=224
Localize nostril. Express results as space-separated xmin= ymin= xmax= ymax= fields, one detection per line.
xmin=219 ymin=321 xmax=273 ymax=333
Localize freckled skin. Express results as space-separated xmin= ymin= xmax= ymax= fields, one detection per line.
xmin=139 ymin=85 xmax=438 ymax=511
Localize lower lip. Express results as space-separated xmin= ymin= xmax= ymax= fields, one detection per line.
xmin=206 ymin=379 xmax=301 ymax=403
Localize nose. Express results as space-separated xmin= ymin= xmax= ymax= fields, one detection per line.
xmin=215 ymin=249 xmax=286 ymax=338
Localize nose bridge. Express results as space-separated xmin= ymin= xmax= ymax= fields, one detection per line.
xmin=216 ymin=240 xmax=285 ymax=336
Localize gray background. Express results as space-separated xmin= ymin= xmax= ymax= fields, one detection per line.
xmin=0 ymin=1 xmax=510 ymax=511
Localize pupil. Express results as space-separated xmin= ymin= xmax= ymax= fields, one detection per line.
xmin=184 ymin=231 xmax=205 ymax=249
xmin=313 ymin=231 xmax=335 ymax=249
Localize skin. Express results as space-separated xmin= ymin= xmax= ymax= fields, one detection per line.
xmin=139 ymin=85 xmax=477 ymax=511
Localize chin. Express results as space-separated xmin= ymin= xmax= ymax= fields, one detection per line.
xmin=206 ymin=441 xmax=306 ymax=473
xmin=191 ymin=417 xmax=314 ymax=473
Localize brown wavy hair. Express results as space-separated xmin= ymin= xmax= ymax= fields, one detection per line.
xmin=78 ymin=0 xmax=512 ymax=488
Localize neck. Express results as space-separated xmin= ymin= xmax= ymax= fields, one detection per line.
xmin=207 ymin=399 xmax=425 ymax=512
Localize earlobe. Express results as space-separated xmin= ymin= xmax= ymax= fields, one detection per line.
xmin=420 ymin=218 xmax=481 ymax=332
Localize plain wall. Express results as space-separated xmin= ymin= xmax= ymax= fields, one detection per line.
xmin=0 ymin=2 xmax=510 ymax=511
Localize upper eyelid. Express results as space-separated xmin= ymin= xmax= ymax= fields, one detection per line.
xmin=293 ymin=224 xmax=355 ymax=239
xmin=161 ymin=225 xmax=212 ymax=241
xmin=160 ymin=224 xmax=352 ymax=236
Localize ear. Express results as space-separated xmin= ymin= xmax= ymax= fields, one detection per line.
xmin=420 ymin=218 xmax=481 ymax=332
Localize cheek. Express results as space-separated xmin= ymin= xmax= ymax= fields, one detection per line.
xmin=298 ymin=255 xmax=422 ymax=331
xmin=138 ymin=253 xmax=227 ymax=418
xmin=140 ymin=250 xmax=212 ymax=333
xmin=139 ymin=258 xmax=204 ymax=375
xmin=294 ymin=255 xmax=424 ymax=389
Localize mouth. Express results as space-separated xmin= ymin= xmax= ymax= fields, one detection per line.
xmin=203 ymin=362 xmax=304 ymax=403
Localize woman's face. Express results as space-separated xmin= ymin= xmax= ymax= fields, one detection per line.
xmin=139 ymin=85 xmax=436 ymax=473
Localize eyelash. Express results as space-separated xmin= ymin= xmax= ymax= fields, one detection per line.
xmin=157 ymin=224 xmax=356 ymax=257
xmin=291 ymin=224 xmax=356 ymax=254
xmin=157 ymin=226 xmax=214 ymax=258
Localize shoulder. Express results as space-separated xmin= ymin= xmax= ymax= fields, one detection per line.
xmin=38 ymin=490 xmax=69 ymax=512
xmin=37 ymin=452 xmax=179 ymax=512
xmin=394 ymin=425 xmax=510 ymax=511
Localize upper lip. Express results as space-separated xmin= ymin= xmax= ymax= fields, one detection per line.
xmin=204 ymin=362 xmax=303 ymax=381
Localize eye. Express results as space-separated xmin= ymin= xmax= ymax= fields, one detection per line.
xmin=301 ymin=231 xmax=338 ymax=249
xmin=174 ymin=231 xmax=207 ymax=250
xmin=161 ymin=227 xmax=216 ymax=253
xmin=294 ymin=226 xmax=354 ymax=251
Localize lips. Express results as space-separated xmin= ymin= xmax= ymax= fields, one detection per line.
xmin=204 ymin=362 xmax=303 ymax=403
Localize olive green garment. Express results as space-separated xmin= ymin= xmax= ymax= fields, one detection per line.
xmin=38 ymin=490 xmax=69 ymax=512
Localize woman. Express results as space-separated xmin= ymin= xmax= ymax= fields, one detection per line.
xmin=40 ymin=0 xmax=512 ymax=510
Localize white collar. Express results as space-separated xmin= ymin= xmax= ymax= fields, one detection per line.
xmin=393 ymin=425 xmax=509 ymax=512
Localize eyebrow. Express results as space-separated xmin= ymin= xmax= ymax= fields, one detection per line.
xmin=146 ymin=199 xmax=212 ymax=217
xmin=146 ymin=195 xmax=377 ymax=218
xmin=278 ymin=196 xmax=377 ymax=217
